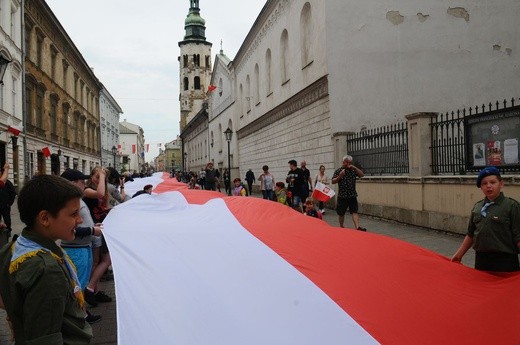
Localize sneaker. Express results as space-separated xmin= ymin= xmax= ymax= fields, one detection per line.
xmin=85 ymin=310 xmax=102 ymax=324
xmin=95 ymin=290 xmax=113 ymax=303
xmin=320 ymin=209 xmax=325 ymax=214
xmin=84 ymin=288 xmax=98 ymax=307
xmin=357 ymin=227 xmax=367 ymax=232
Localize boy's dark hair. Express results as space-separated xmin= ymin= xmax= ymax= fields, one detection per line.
xmin=276 ymin=181 xmax=285 ymax=188
xmin=233 ymin=178 xmax=241 ymax=183
xmin=18 ymin=174 xmax=82 ymax=228
xmin=288 ymin=160 xmax=297 ymax=166
xmin=262 ymin=165 xmax=269 ymax=171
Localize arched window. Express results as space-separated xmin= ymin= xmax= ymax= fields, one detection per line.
xmin=254 ymin=64 xmax=260 ymax=105
xmin=239 ymin=84 xmax=244 ymax=116
xmin=194 ymin=76 xmax=201 ymax=90
xmin=183 ymin=77 xmax=189 ymax=91
xmin=218 ymin=123 xmax=223 ymax=152
xmin=280 ymin=30 xmax=289 ymax=83
xmin=246 ymin=75 xmax=251 ymax=112
xmin=265 ymin=49 xmax=272 ymax=95
xmin=218 ymin=78 xmax=223 ymax=97
xmin=300 ymin=3 xmax=313 ymax=67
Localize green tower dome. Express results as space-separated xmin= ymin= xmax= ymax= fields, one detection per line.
xmin=183 ymin=0 xmax=207 ymax=42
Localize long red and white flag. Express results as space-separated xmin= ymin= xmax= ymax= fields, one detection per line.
xmin=103 ymin=173 xmax=520 ymax=345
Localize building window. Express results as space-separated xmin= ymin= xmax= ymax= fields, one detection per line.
xmin=25 ymin=84 xmax=34 ymax=125
xmin=11 ymin=77 xmax=16 ymax=115
xmin=36 ymin=88 xmax=44 ymax=128
xmin=205 ymin=55 xmax=210 ymax=68
xmin=254 ymin=64 xmax=260 ymax=105
xmin=193 ymin=54 xmax=200 ymax=67
xmin=265 ymin=49 xmax=272 ymax=95
xmin=62 ymin=60 xmax=68 ymax=91
xmin=36 ymin=32 xmax=43 ymax=68
xmin=50 ymin=46 xmax=57 ymax=79
xmin=183 ymin=55 xmax=188 ymax=67
xmin=280 ymin=29 xmax=289 ymax=83
xmin=246 ymin=75 xmax=251 ymax=112
xmin=183 ymin=77 xmax=189 ymax=91
xmin=50 ymin=95 xmax=58 ymax=135
xmin=194 ymin=76 xmax=200 ymax=90
xmin=300 ymin=3 xmax=313 ymax=67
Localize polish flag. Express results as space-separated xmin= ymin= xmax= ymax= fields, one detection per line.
xmin=207 ymin=84 xmax=217 ymax=92
xmin=41 ymin=147 xmax=51 ymax=158
xmin=146 ymin=144 xmax=149 ymax=152
xmin=103 ymin=174 xmax=520 ymax=345
xmin=311 ymin=181 xmax=336 ymax=202
xmin=7 ymin=125 xmax=21 ymax=136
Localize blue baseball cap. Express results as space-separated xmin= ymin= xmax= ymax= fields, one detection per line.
xmin=476 ymin=166 xmax=501 ymax=187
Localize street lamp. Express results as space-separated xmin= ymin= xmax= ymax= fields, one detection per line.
xmin=224 ymin=127 xmax=233 ymax=195
xmin=0 ymin=53 xmax=11 ymax=85
xmin=111 ymin=146 xmax=117 ymax=169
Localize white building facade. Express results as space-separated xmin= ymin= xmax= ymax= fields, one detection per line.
xmin=120 ymin=119 xmax=145 ymax=173
xmin=100 ymin=86 xmax=123 ymax=170
xmin=0 ymin=0 xmax=23 ymax=188
xmin=202 ymin=0 xmax=519 ymax=183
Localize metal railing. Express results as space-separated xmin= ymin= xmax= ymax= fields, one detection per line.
xmin=346 ymin=122 xmax=408 ymax=175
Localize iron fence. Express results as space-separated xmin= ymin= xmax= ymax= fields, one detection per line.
xmin=431 ymin=98 xmax=519 ymax=175
xmin=346 ymin=122 xmax=408 ymax=176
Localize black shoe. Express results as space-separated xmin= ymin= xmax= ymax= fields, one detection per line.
xmin=95 ymin=290 xmax=113 ymax=303
xmin=85 ymin=310 xmax=102 ymax=324
xmin=84 ymin=289 xmax=98 ymax=307
xmin=357 ymin=227 xmax=367 ymax=231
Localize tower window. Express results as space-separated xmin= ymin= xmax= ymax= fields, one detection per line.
xmin=183 ymin=77 xmax=189 ymax=91
xmin=194 ymin=76 xmax=201 ymax=90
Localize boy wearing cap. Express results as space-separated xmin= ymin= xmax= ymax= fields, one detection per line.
xmin=452 ymin=167 xmax=520 ymax=272
xmin=0 ymin=174 xmax=93 ymax=343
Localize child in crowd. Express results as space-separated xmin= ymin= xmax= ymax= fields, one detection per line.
xmin=304 ymin=197 xmax=322 ymax=219
xmin=0 ymin=175 xmax=93 ymax=344
xmin=452 ymin=167 xmax=520 ymax=272
xmin=275 ymin=182 xmax=289 ymax=206
xmin=132 ymin=184 xmax=154 ymax=198
xmin=188 ymin=177 xmax=200 ymax=190
xmin=233 ymin=178 xmax=247 ymax=196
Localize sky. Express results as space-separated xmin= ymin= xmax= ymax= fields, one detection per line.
xmin=45 ymin=0 xmax=267 ymax=162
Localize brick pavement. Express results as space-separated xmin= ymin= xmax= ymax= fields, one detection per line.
xmin=0 ymin=193 xmax=474 ymax=344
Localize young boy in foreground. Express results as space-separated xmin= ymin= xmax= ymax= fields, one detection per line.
xmin=452 ymin=167 xmax=520 ymax=272
xmin=0 ymin=175 xmax=92 ymax=344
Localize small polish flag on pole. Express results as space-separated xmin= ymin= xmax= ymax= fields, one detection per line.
xmin=311 ymin=182 xmax=336 ymax=202
xmin=41 ymin=147 xmax=51 ymax=158
xmin=7 ymin=125 xmax=21 ymax=136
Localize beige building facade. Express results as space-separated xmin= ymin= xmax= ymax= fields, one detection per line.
xmin=24 ymin=0 xmax=102 ymax=178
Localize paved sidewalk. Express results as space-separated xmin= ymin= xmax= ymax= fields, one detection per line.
xmin=0 ymin=194 xmax=473 ymax=344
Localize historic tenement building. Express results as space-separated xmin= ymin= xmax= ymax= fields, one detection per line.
xmin=0 ymin=0 xmax=23 ymax=188
xmin=185 ymin=0 xmax=519 ymax=185
xmin=120 ymin=119 xmax=145 ymax=173
xmin=24 ymin=0 xmax=102 ymax=178
xmin=100 ymin=86 xmax=123 ymax=170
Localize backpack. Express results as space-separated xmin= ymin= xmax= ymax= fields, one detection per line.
xmin=241 ymin=183 xmax=249 ymax=196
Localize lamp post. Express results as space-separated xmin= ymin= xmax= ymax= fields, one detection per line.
xmin=224 ymin=127 xmax=233 ymax=195
xmin=111 ymin=146 xmax=117 ymax=169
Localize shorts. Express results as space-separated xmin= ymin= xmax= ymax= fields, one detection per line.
xmin=475 ymin=252 xmax=520 ymax=272
xmin=62 ymin=246 xmax=93 ymax=289
xmin=336 ymin=197 xmax=358 ymax=216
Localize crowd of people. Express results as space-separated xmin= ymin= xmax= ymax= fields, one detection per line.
xmin=0 ymin=156 xmax=516 ymax=343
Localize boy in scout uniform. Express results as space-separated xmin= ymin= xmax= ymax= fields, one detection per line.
xmin=0 ymin=175 xmax=92 ymax=344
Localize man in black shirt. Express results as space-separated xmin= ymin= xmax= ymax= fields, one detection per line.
xmin=286 ymin=160 xmax=305 ymax=212
xmin=332 ymin=155 xmax=366 ymax=230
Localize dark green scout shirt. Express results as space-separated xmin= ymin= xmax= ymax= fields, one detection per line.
xmin=0 ymin=229 xmax=92 ymax=344
xmin=467 ymin=193 xmax=520 ymax=255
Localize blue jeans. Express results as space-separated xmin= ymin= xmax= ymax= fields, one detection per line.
xmin=262 ymin=189 xmax=274 ymax=200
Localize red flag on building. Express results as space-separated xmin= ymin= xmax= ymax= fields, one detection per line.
xmin=208 ymin=85 xmax=217 ymax=92
xmin=7 ymin=125 xmax=21 ymax=136
xmin=146 ymin=144 xmax=149 ymax=152
xmin=132 ymin=144 xmax=136 ymax=154
xmin=41 ymin=147 xmax=51 ymax=158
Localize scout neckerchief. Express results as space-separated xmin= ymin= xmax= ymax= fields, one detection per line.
xmin=9 ymin=234 xmax=85 ymax=308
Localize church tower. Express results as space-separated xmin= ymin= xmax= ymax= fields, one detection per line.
xmin=178 ymin=0 xmax=212 ymax=131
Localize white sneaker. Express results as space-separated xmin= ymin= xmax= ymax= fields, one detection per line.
xmin=320 ymin=209 xmax=325 ymax=214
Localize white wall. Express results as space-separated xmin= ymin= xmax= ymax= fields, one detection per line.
xmin=326 ymin=0 xmax=520 ymax=133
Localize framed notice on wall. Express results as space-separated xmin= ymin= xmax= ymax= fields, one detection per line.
xmin=465 ymin=106 xmax=520 ymax=170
